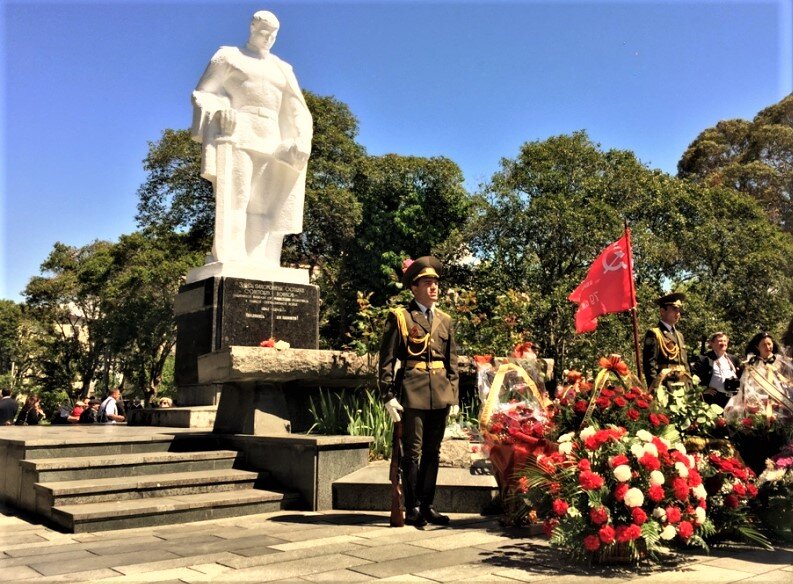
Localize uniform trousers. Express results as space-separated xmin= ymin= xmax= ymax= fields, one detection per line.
xmin=401 ymin=406 xmax=449 ymax=511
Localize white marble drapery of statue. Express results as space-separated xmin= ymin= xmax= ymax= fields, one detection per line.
xmin=188 ymin=10 xmax=313 ymax=283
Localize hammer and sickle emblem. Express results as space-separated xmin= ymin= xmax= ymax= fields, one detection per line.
xmin=602 ymin=244 xmax=628 ymax=273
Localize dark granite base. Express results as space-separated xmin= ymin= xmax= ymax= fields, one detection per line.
xmin=174 ymin=277 xmax=319 ymax=387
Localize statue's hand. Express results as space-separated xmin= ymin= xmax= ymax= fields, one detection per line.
xmin=276 ymin=140 xmax=310 ymax=168
xmin=217 ymin=109 xmax=237 ymax=136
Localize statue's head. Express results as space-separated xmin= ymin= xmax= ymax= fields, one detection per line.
xmin=249 ymin=11 xmax=280 ymax=51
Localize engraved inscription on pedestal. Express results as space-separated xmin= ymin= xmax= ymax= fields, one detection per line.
xmin=220 ymin=279 xmax=319 ymax=349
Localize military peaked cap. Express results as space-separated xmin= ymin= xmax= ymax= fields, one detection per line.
xmin=402 ymin=256 xmax=443 ymax=287
xmin=656 ymin=292 xmax=687 ymax=307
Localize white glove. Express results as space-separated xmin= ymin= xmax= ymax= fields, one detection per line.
xmin=385 ymin=398 xmax=404 ymax=423
xmin=449 ymin=404 xmax=460 ymax=418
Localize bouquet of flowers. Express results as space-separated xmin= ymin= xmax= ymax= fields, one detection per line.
xmin=477 ymin=356 xmax=554 ymax=505
xmin=551 ymin=356 xmax=672 ymax=439
xmin=516 ymin=425 xmax=713 ymax=563
xmin=754 ymin=443 xmax=793 ymax=542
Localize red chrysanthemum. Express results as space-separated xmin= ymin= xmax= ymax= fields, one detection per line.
xmin=672 ymin=477 xmax=689 ymax=501
xmin=552 ymin=499 xmax=569 ymax=517
xmin=648 ymin=484 xmax=665 ymax=502
xmin=677 ymin=520 xmax=694 ymax=540
xmin=687 ymin=469 xmax=702 ymax=487
xmin=631 ymin=507 xmax=647 ymax=525
xmin=609 ymin=454 xmax=629 ymax=468
xmin=577 ymin=458 xmax=591 ymax=471
xmin=574 ymin=400 xmax=588 ymax=414
xmin=639 ymin=453 xmax=661 ymax=471
xmin=616 ymin=524 xmax=642 ymax=543
xmin=614 ymin=483 xmax=629 ymax=501
xmin=665 ymin=506 xmax=682 ymax=524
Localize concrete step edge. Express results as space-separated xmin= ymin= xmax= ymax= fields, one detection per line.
xmin=52 ymin=489 xmax=290 ymax=521
xmin=36 ymin=468 xmax=261 ymax=496
xmin=22 ymin=450 xmax=240 ymax=471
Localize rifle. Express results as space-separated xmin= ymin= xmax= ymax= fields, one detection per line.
xmin=389 ymin=419 xmax=404 ymax=527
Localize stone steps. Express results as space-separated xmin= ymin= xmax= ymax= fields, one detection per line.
xmin=36 ymin=468 xmax=262 ymax=506
xmin=332 ymin=461 xmax=498 ymax=514
xmin=22 ymin=450 xmax=241 ymax=482
xmin=51 ymin=488 xmax=297 ymax=533
xmin=19 ymin=436 xmax=178 ymax=460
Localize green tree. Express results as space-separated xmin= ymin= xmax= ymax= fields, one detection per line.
xmin=466 ymin=131 xmax=793 ymax=378
xmin=678 ymin=93 xmax=793 ymax=231
xmin=24 ymin=241 xmax=115 ymax=398
xmin=102 ymin=232 xmax=204 ymax=403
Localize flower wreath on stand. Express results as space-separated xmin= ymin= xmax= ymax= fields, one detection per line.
xmin=754 ymin=442 xmax=793 ymax=543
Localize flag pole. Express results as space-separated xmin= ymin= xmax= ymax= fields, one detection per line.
xmin=624 ymin=220 xmax=643 ymax=382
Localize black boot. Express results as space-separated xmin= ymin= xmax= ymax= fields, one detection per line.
xmin=405 ymin=506 xmax=427 ymax=527
xmin=421 ymin=506 xmax=450 ymax=525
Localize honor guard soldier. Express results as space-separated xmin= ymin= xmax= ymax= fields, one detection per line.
xmin=642 ymin=292 xmax=692 ymax=390
xmin=379 ymin=256 xmax=459 ymax=527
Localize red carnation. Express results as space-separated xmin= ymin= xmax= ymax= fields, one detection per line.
xmin=672 ymin=477 xmax=689 ymax=501
xmin=649 ymin=413 xmax=661 ymax=427
xmin=595 ymin=396 xmax=611 ymax=410
xmin=626 ymin=408 xmax=640 ymax=421
xmin=631 ymin=507 xmax=647 ymax=525
xmin=732 ymin=482 xmax=746 ymax=497
xmin=578 ymin=458 xmax=591 ymax=471
xmin=583 ymin=534 xmax=601 ymax=552
xmin=698 ymin=498 xmax=707 ymax=509
xmin=616 ymin=524 xmax=642 ymax=543
xmin=651 ymin=437 xmax=669 ymax=454
xmin=574 ymin=400 xmax=588 ymax=414
xmin=598 ymin=524 xmax=616 ymax=544
xmin=746 ymin=484 xmax=758 ymax=498
xmin=636 ymin=399 xmax=649 ymax=409
xmin=614 ymin=396 xmax=627 ymax=408
xmin=665 ymin=506 xmax=682 ymax=524
xmin=725 ymin=494 xmax=740 ymax=508
xmin=677 ymin=520 xmax=694 ymax=540
xmin=543 ymin=518 xmax=559 ymax=537
xmin=552 ymin=499 xmax=569 ymax=516
xmin=687 ymin=469 xmax=702 ymax=487
xmin=741 ymin=417 xmax=754 ymax=429
xmin=579 ymin=470 xmax=605 ymax=490
xmin=609 ymin=454 xmax=629 ymax=468
xmin=639 ymin=453 xmax=661 ymax=471
xmin=590 ymin=507 xmax=609 ymax=525
xmin=614 ymin=483 xmax=629 ymax=501
xmin=648 ymin=484 xmax=665 ymax=502
xmin=657 ymin=413 xmax=670 ymax=425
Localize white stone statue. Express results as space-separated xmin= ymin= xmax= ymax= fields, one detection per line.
xmin=187 ymin=10 xmax=313 ymax=285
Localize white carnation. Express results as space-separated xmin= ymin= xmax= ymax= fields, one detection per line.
xmin=692 ymin=484 xmax=707 ymax=499
xmin=630 ymin=443 xmax=645 ymax=459
xmin=643 ymin=443 xmax=659 ymax=457
xmin=675 ymin=461 xmax=689 ymax=478
xmin=567 ymin=506 xmax=581 ymax=517
xmin=274 ymin=340 xmax=291 ymax=351
xmin=649 ymin=470 xmax=665 ymax=486
xmin=652 ymin=507 xmax=666 ymax=520
xmin=660 ymin=524 xmax=677 ymax=540
xmin=624 ymin=487 xmax=645 ymax=508
xmin=636 ymin=429 xmax=653 ymax=442
xmin=659 ymin=437 xmax=671 ymax=448
xmin=580 ymin=426 xmax=596 ymax=440
xmin=695 ymin=507 xmax=706 ymax=525
xmin=559 ymin=442 xmax=573 ymax=455
xmin=687 ymin=455 xmax=695 ymax=468
xmin=613 ymin=464 xmax=632 ymax=482
xmin=673 ymin=443 xmax=687 ymax=455
xmin=558 ymin=431 xmax=575 ymax=443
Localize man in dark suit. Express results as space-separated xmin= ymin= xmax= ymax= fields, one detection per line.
xmin=0 ymin=388 xmax=18 ymax=425
xmin=379 ymin=256 xmax=459 ymax=527
xmin=694 ymin=332 xmax=742 ymax=408
xmin=642 ymin=292 xmax=691 ymax=389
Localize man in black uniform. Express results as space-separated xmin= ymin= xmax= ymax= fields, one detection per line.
xmin=379 ymin=256 xmax=459 ymax=527
xmin=642 ymin=292 xmax=691 ymax=390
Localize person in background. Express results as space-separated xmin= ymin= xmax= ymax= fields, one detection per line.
xmin=98 ymin=389 xmax=126 ymax=424
xmin=694 ymin=332 xmax=742 ymax=408
xmin=0 ymin=388 xmax=19 ymax=425
xmin=67 ymin=400 xmax=86 ymax=423
xmin=15 ymin=395 xmax=45 ymax=425
xmin=79 ymin=400 xmax=101 ymax=424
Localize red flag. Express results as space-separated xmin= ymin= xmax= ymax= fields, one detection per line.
xmin=568 ymin=229 xmax=636 ymax=333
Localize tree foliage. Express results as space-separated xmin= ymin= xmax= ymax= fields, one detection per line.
xmin=678 ymin=93 xmax=793 ymax=232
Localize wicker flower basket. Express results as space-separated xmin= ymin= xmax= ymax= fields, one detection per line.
xmin=595 ymin=539 xmax=648 ymax=564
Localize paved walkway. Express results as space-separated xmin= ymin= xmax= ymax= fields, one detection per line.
xmin=1 ymin=502 xmax=791 ymax=583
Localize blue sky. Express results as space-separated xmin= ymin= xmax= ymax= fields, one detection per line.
xmin=2 ymin=0 xmax=790 ymax=301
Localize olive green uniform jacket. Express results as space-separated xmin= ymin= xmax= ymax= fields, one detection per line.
xmin=378 ymin=300 xmax=459 ymax=410
xmin=642 ymin=322 xmax=690 ymax=387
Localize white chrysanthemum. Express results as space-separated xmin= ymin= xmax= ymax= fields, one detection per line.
xmin=643 ymin=443 xmax=659 ymax=457
xmin=567 ymin=506 xmax=581 ymax=517
xmin=559 ymin=442 xmax=573 ymax=455
xmin=558 ymin=431 xmax=575 ymax=443
xmin=652 ymin=507 xmax=667 ymax=520
xmin=630 ymin=443 xmax=645 ymax=458
xmin=580 ymin=426 xmax=596 ymax=440
xmin=675 ymin=461 xmax=690 ymax=478
xmin=636 ymin=429 xmax=653 ymax=442
xmin=660 ymin=524 xmax=677 ymax=540
xmin=624 ymin=487 xmax=645 ymax=508
xmin=659 ymin=437 xmax=671 ymax=448
xmin=692 ymin=484 xmax=707 ymax=499
xmin=649 ymin=470 xmax=665 ymax=486
xmin=673 ymin=443 xmax=687 ymax=455
xmin=695 ymin=507 xmax=706 ymax=525
xmin=274 ymin=340 xmax=291 ymax=351
xmin=613 ymin=464 xmax=632 ymax=482
xmin=687 ymin=455 xmax=695 ymax=468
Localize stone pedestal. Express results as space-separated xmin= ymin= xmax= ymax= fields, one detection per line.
xmin=174 ymin=277 xmax=320 ymax=406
